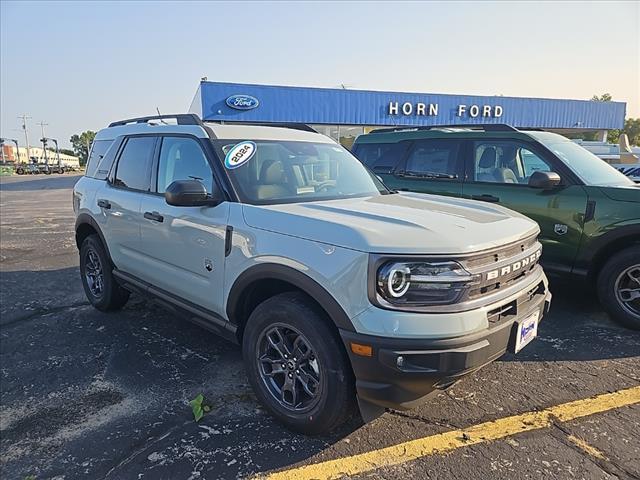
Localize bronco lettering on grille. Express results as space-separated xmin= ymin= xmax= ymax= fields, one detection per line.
xmin=485 ymin=249 xmax=542 ymax=281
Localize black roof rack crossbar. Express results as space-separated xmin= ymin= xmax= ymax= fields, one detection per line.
xmin=108 ymin=113 xmax=203 ymax=128
xmin=371 ymin=124 xmax=519 ymax=134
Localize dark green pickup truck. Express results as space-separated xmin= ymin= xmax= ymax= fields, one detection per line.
xmin=352 ymin=125 xmax=640 ymax=329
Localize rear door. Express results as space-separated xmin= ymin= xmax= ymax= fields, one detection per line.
xmin=138 ymin=135 xmax=229 ymax=314
xmin=461 ymin=138 xmax=589 ymax=269
xmin=390 ymin=138 xmax=464 ymax=197
xmin=353 ymin=139 xmax=464 ymax=197
xmin=100 ymin=135 xmax=157 ymax=279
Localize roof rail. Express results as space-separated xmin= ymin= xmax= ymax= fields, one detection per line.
xmin=371 ymin=124 xmax=519 ymax=134
xmin=205 ymin=121 xmax=318 ymax=134
xmin=108 ymin=113 xmax=203 ymax=128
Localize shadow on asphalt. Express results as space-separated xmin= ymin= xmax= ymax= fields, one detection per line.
xmin=500 ymin=280 xmax=640 ymax=363
xmin=0 ymin=175 xmax=81 ymax=191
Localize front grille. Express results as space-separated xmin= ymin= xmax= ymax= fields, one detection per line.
xmin=462 ymin=234 xmax=542 ymax=301
xmin=464 ymin=234 xmax=538 ymax=270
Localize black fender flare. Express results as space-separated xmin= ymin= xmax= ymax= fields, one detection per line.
xmin=75 ymin=213 xmax=113 ymax=263
xmin=576 ymin=224 xmax=640 ymax=275
xmin=226 ymin=263 xmax=355 ymax=332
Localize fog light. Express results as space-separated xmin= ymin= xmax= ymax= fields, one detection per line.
xmin=397 ymin=356 xmax=404 ymax=368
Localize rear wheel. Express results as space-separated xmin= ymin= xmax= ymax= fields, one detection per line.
xmin=597 ymin=246 xmax=640 ymax=330
xmin=242 ymin=292 xmax=355 ymax=435
xmin=80 ymin=235 xmax=129 ymax=311
xmin=16 ymin=167 xmax=24 ymax=175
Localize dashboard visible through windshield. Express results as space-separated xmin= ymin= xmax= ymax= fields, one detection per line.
xmin=212 ymin=140 xmax=389 ymax=204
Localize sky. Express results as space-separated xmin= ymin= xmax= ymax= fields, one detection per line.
xmin=1 ymin=0 xmax=639 ymax=148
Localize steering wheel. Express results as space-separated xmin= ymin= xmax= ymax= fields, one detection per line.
xmin=315 ymin=181 xmax=337 ymax=192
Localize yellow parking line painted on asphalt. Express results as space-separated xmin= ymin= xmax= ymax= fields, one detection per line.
xmin=261 ymin=386 xmax=640 ymax=480
xmin=566 ymin=435 xmax=607 ymax=460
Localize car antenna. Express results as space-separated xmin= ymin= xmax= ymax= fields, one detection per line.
xmin=156 ymin=107 xmax=168 ymax=124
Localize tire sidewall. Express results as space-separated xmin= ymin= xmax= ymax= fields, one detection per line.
xmin=80 ymin=236 xmax=117 ymax=311
xmin=242 ymin=294 xmax=353 ymax=434
xmin=597 ymin=247 xmax=640 ymax=329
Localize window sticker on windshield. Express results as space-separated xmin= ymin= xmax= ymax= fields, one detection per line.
xmin=224 ymin=141 xmax=256 ymax=169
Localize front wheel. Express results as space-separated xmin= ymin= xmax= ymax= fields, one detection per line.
xmin=80 ymin=235 xmax=130 ymax=311
xmin=242 ymin=292 xmax=356 ymax=435
xmin=597 ymin=246 xmax=640 ymax=330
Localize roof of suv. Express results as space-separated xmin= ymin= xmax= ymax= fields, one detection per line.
xmin=354 ymin=125 xmax=566 ymax=144
xmin=95 ymin=114 xmax=334 ymax=144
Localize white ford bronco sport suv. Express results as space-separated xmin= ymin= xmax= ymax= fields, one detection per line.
xmin=74 ymin=114 xmax=552 ymax=434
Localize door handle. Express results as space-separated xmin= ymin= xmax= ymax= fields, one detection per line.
xmin=97 ymin=199 xmax=111 ymax=209
xmin=144 ymin=211 xmax=164 ymax=223
xmin=471 ymin=194 xmax=500 ymax=203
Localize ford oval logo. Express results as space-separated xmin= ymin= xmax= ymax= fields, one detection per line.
xmin=226 ymin=95 xmax=259 ymax=110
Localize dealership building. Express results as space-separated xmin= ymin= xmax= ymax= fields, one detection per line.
xmin=189 ymin=81 xmax=627 ymax=148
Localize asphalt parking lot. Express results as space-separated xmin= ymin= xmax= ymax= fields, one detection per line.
xmin=1 ymin=174 xmax=639 ymax=480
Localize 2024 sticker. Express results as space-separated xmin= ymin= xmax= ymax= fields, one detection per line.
xmin=224 ymin=141 xmax=257 ymax=169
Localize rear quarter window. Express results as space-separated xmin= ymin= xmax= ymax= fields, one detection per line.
xmin=353 ymin=142 xmax=409 ymax=171
xmin=85 ymin=140 xmax=114 ymax=178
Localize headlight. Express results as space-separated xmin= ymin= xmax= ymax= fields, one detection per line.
xmin=376 ymin=261 xmax=479 ymax=306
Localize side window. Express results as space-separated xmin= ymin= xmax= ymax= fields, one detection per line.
xmin=473 ymin=141 xmax=552 ymax=184
xmin=353 ymin=142 xmax=409 ymax=170
xmin=113 ymin=136 xmax=156 ymax=191
xmin=156 ymin=137 xmax=213 ymax=193
xmin=85 ymin=139 xmax=112 ymax=178
xmin=405 ymin=140 xmax=460 ymax=178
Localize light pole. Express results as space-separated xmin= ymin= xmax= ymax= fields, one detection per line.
xmin=18 ymin=114 xmax=32 ymax=163
xmin=38 ymin=121 xmax=49 ymax=166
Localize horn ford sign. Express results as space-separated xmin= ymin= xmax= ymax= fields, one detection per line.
xmin=226 ymin=94 xmax=260 ymax=110
xmin=388 ymin=101 xmax=503 ymax=118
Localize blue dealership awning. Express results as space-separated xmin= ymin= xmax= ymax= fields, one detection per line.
xmin=190 ymin=81 xmax=626 ymax=130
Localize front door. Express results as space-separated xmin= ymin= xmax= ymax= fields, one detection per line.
xmin=461 ymin=139 xmax=588 ymax=270
xmin=138 ymin=135 xmax=229 ymax=314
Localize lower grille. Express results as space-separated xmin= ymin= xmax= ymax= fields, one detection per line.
xmin=487 ymin=281 xmax=545 ymax=325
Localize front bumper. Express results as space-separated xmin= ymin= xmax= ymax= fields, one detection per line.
xmin=340 ymin=280 xmax=552 ymax=412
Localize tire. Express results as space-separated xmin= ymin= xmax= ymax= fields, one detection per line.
xmin=79 ymin=235 xmax=130 ymax=312
xmin=597 ymin=246 xmax=640 ymax=330
xmin=16 ymin=167 xmax=24 ymax=175
xmin=44 ymin=168 xmax=51 ymax=175
xmin=242 ymin=292 xmax=355 ymax=435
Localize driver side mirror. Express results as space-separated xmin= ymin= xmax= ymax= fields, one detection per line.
xmin=528 ymin=171 xmax=561 ymax=189
xmin=165 ymin=179 xmax=222 ymax=207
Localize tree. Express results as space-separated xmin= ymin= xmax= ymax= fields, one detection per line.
xmin=591 ymin=93 xmax=613 ymax=102
xmin=621 ymin=118 xmax=640 ymax=146
xmin=70 ymin=131 xmax=96 ymax=166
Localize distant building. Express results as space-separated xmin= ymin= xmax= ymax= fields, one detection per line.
xmin=0 ymin=145 xmax=80 ymax=168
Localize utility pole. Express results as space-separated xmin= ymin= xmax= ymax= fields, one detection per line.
xmin=38 ymin=121 xmax=49 ymax=165
xmin=18 ymin=114 xmax=32 ymax=164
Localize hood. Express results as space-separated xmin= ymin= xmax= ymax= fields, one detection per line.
xmin=598 ymin=184 xmax=640 ymax=203
xmin=242 ymin=192 xmax=539 ymax=254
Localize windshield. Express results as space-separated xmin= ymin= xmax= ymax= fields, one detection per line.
xmin=538 ymin=139 xmax=634 ymax=186
xmin=213 ymin=140 xmax=389 ymax=204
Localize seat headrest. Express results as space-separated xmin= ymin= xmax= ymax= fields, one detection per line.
xmin=260 ymin=160 xmax=285 ymax=184
xmin=479 ymin=148 xmax=497 ymax=168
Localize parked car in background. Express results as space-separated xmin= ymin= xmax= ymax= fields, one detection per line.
xmin=352 ymin=125 xmax=640 ymax=329
xmin=573 ymin=134 xmax=640 ymax=183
